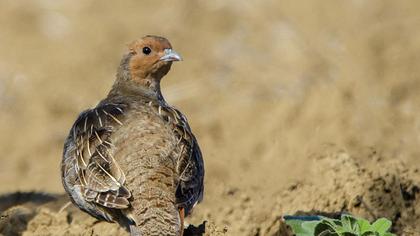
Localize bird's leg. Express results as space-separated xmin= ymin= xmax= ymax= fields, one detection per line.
xmin=179 ymin=207 xmax=185 ymax=236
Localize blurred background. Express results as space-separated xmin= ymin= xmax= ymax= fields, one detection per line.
xmin=1 ymin=0 xmax=420 ymax=235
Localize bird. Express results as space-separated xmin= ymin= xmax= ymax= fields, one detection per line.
xmin=61 ymin=35 xmax=204 ymax=236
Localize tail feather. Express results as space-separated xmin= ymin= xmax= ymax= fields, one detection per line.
xmin=94 ymin=192 xmax=129 ymax=209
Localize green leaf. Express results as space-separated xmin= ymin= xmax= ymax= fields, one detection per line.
xmin=383 ymin=233 xmax=396 ymax=236
xmin=357 ymin=218 xmax=373 ymax=233
xmin=342 ymin=233 xmax=358 ymax=236
xmin=284 ymin=220 xmax=306 ymax=235
xmin=284 ymin=219 xmax=320 ymax=236
xmin=301 ymin=221 xmax=319 ymax=234
xmin=371 ymin=218 xmax=392 ymax=234
xmin=341 ymin=215 xmax=359 ymax=233
xmin=361 ymin=231 xmax=378 ymax=236
xmin=285 ymin=215 xmax=394 ymax=236
xmin=315 ymin=221 xmax=338 ymax=236
xmin=321 ymin=218 xmax=341 ymax=229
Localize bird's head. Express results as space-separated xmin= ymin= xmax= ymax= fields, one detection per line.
xmin=117 ymin=35 xmax=182 ymax=88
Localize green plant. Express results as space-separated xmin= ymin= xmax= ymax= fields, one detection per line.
xmin=284 ymin=214 xmax=396 ymax=236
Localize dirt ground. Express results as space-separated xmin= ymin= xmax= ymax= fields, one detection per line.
xmin=1 ymin=1 xmax=420 ymax=235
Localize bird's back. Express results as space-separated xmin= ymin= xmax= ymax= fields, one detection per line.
xmin=61 ymin=35 xmax=204 ymax=236
xmin=111 ymin=100 xmax=182 ymax=235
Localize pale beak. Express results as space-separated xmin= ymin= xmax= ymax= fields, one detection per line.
xmin=160 ymin=48 xmax=183 ymax=62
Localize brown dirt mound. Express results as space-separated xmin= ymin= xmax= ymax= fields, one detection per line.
xmin=0 ymin=193 xmax=226 ymax=236
xmin=183 ymin=146 xmax=420 ymax=235
xmin=276 ymin=146 xmax=420 ymax=235
xmin=1 ymin=146 xmax=418 ymax=235
xmin=2 ymin=1 xmax=420 ymax=236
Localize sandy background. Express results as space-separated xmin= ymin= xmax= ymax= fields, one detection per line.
xmin=1 ymin=0 xmax=420 ymax=235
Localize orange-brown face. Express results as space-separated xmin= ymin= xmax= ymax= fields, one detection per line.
xmin=127 ymin=36 xmax=182 ymax=81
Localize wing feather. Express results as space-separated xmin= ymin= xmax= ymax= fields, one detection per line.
xmin=62 ymin=101 xmax=131 ymax=220
xmin=150 ymin=103 xmax=204 ymax=215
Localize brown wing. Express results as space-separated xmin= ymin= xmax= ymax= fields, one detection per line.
xmin=148 ymin=101 xmax=204 ymax=215
xmin=62 ymin=101 xmax=131 ymax=221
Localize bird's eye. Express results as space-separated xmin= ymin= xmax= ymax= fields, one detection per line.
xmin=142 ymin=47 xmax=152 ymax=55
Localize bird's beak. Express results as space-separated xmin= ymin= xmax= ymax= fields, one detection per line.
xmin=160 ymin=49 xmax=182 ymax=62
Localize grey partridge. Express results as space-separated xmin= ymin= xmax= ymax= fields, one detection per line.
xmin=61 ymin=36 xmax=204 ymax=236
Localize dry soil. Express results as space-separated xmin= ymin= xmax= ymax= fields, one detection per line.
xmin=1 ymin=1 xmax=420 ymax=235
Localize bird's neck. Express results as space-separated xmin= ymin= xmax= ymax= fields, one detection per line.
xmin=107 ymin=54 xmax=171 ymax=102
xmin=108 ymin=74 xmax=165 ymax=102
